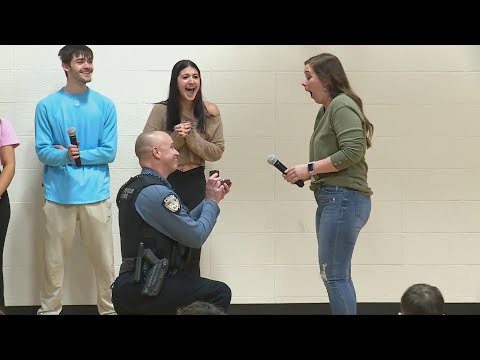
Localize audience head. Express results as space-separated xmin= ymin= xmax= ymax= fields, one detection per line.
xmin=177 ymin=301 xmax=227 ymax=315
xmin=400 ymin=283 xmax=445 ymax=315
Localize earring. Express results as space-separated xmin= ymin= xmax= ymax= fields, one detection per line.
xmin=323 ymin=88 xmax=328 ymax=92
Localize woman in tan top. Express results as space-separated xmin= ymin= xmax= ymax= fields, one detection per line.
xmin=144 ymin=59 xmax=225 ymax=276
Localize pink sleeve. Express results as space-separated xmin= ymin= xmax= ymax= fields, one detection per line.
xmin=0 ymin=118 xmax=20 ymax=148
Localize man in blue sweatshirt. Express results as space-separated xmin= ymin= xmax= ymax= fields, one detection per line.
xmin=35 ymin=45 xmax=117 ymax=315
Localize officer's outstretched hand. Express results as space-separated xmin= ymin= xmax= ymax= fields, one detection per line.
xmin=206 ymin=173 xmax=231 ymax=204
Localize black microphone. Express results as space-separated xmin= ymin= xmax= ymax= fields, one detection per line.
xmin=67 ymin=127 xmax=82 ymax=167
xmin=267 ymin=154 xmax=304 ymax=188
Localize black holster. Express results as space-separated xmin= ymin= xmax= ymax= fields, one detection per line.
xmin=132 ymin=243 xmax=169 ymax=296
xmin=141 ymin=249 xmax=168 ymax=296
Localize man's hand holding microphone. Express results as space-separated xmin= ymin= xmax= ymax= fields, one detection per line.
xmin=53 ymin=127 xmax=82 ymax=167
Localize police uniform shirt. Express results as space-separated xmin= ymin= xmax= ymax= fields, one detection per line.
xmin=135 ymin=168 xmax=220 ymax=249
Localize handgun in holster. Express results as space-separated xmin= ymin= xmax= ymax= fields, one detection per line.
xmin=141 ymin=248 xmax=169 ymax=297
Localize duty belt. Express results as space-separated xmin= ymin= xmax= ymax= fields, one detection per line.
xmin=119 ymin=257 xmax=136 ymax=275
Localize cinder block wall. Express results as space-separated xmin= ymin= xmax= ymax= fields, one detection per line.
xmin=1 ymin=45 xmax=479 ymax=306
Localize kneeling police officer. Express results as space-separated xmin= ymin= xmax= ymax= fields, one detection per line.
xmin=112 ymin=131 xmax=231 ymax=315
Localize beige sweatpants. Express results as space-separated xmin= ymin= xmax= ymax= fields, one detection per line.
xmin=37 ymin=200 xmax=116 ymax=315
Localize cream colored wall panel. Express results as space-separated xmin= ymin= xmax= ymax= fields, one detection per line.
xmin=199 ymin=237 xmax=212 ymax=278
xmin=116 ymin=103 xmax=155 ymax=135
xmin=14 ymin=136 xmax=43 ymax=170
xmin=202 ymin=45 xmax=320 ymax=72
xmin=402 ymin=265 xmax=480 ymax=300
xmin=274 ymin=233 xmax=317 ymax=265
xmin=403 ymin=234 xmax=450 ymax=265
xmin=0 ymin=70 xmax=14 ymax=102
xmin=210 ymin=233 xmax=274 ymax=265
xmin=399 ymin=137 xmax=473 ymax=169
xmin=1 ymin=103 xmax=37 ymax=135
xmin=13 ymin=45 xmax=60 ymax=69
xmin=113 ymin=233 xmax=121 ymax=265
xmin=274 ymin=200 xmax=317 ymax=233
xmin=458 ymin=105 xmax=480 ymax=136
xmin=0 ymin=46 xmax=14 ymax=69
xmin=0 ymin=103 xmax=14 ymax=121
xmin=93 ymin=45 xmax=213 ymax=71
xmin=401 ymin=169 xmax=477 ymax=201
xmin=276 ymin=72 xmax=313 ymax=104
xmin=200 ymin=72 xmax=214 ymax=101
xmin=348 ymin=72 xmax=401 ymax=105
xmin=403 ymin=201 xmax=480 ymax=233
xmin=355 ymin=265 xmax=415 ymax=300
xmin=350 ymin=72 xmax=467 ymax=106
xmin=400 ymin=104 xmax=480 ymax=137
xmin=404 ymin=233 xmax=480 ymax=265
xmin=3 ymin=231 xmax=42 ymax=268
xmin=273 ymin=136 xmax=312 ymax=168
xmin=322 ymin=45 xmax=480 ymax=72
xmin=445 ymin=297 xmax=480 ymax=303
xmin=4 ymin=267 xmax=41 ymax=306
xmin=6 ymin=169 xmax=43 ymax=204
xmin=365 ymin=137 xmax=403 ymax=169
xmin=363 ymin=104 xmax=403 ymax=137
xmin=110 ymin=168 xmax=139 ymax=191
xmin=94 ymin=70 xmax=169 ymax=105
xmin=453 ymin=73 xmax=480 ymax=104
xmin=210 ymin=72 xmax=275 ymax=104
xmin=11 ymin=70 xmax=64 ymax=103
xmin=220 ymin=104 xmax=275 ymax=138
xmin=273 ymin=175 xmax=314 ymax=201
xmin=213 ymin=201 xmax=274 ymax=233
xmin=368 ymin=169 xmax=403 ymax=201
xmin=111 ymin=205 xmax=119 ymax=236
xmin=212 ymin=265 xmax=274 ymax=298
xmin=272 ymin=135 xmax=312 ymax=201
xmin=109 ymin=135 xmax=138 ymax=169
xmin=216 ymin=169 xmax=273 ymax=201
xmin=212 ymin=137 xmax=274 ymax=169
xmin=8 ymin=202 xmax=45 ymax=239
xmin=362 ymin=201 xmax=402 ymax=233
xmin=353 ymin=233 xmax=405 ymax=265
xmin=352 ymin=265 xmax=480 ymax=302
xmin=275 ymin=103 xmax=319 ymax=139
xmin=275 ymin=265 xmax=326 ymax=297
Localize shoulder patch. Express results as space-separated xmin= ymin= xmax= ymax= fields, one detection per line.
xmin=163 ymin=194 xmax=181 ymax=213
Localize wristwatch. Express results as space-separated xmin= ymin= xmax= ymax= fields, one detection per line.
xmin=308 ymin=162 xmax=315 ymax=176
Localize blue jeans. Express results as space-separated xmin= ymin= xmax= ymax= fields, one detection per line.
xmin=314 ymin=185 xmax=371 ymax=315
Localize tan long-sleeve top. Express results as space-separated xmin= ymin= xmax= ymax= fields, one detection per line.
xmin=144 ymin=102 xmax=225 ymax=166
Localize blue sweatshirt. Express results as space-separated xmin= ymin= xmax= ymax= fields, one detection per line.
xmin=35 ymin=87 xmax=117 ymax=204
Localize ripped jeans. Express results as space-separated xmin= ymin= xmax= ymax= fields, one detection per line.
xmin=314 ymin=185 xmax=371 ymax=315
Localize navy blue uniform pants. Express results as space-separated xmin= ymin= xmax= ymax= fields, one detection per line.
xmin=112 ymin=270 xmax=231 ymax=315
